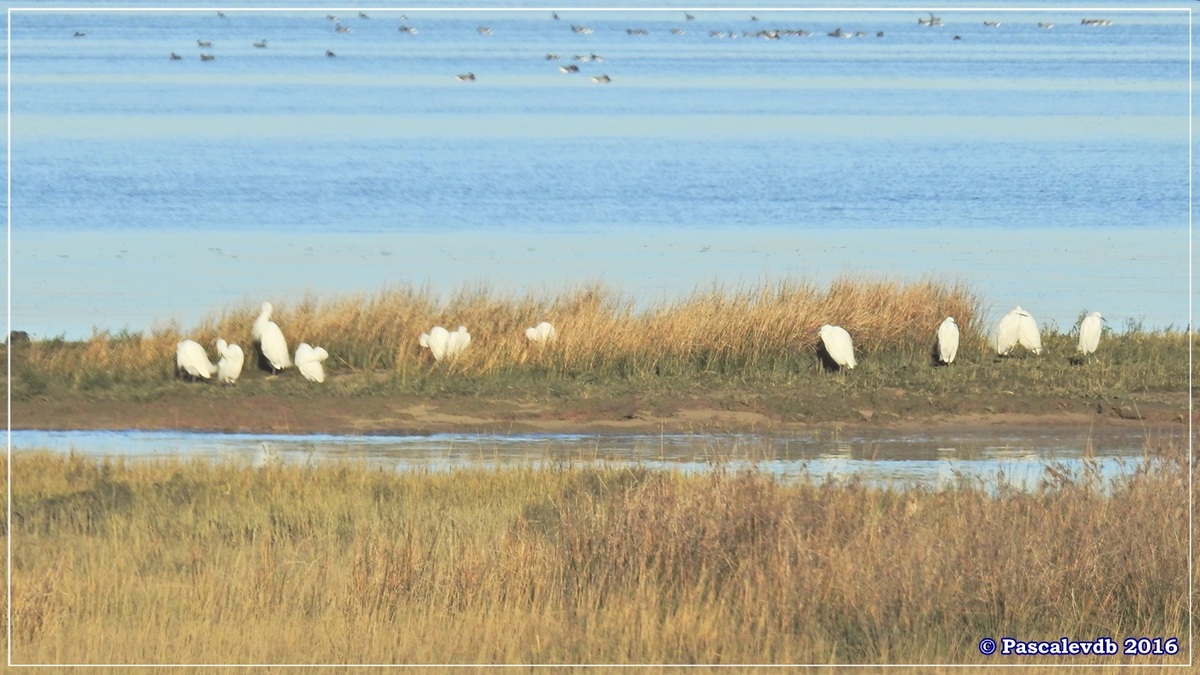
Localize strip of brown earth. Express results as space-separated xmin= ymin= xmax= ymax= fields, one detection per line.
xmin=8 ymin=390 xmax=1188 ymax=437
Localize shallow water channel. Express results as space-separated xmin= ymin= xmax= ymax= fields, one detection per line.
xmin=10 ymin=424 xmax=1180 ymax=492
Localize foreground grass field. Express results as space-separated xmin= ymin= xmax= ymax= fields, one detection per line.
xmin=8 ymin=440 xmax=1189 ymax=668
xmin=8 ymin=280 xmax=1190 ymax=428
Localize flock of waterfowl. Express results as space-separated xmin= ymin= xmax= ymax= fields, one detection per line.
xmin=74 ymin=10 xmax=1114 ymax=83
xmin=177 ymin=303 xmax=1104 ymax=384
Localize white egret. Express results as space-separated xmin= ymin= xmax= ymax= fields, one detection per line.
xmin=295 ymin=343 xmax=330 ymax=383
xmin=1077 ymin=312 xmax=1104 ymax=355
xmin=994 ymin=307 xmax=1022 ymax=355
xmin=936 ymin=317 xmax=959 ymax=365
xmin=215 ymin=338 xmax=245 ymax=384
xmin=1015 ymin=309 xmax=1043 ymax=355
xmin=818 ymin=325 xmax=856 ymax=370
xmin=445 ymin=325 xmax=472 ymax=359
xmin=995 ymin=306 xmax=1042 ymax=356
xmin=253 ymin=302 xmax=292 ymax=373
xmin=525 ymin=321 xmax=558 ymax=344
xmin=176 ymin=339 xmax=217 ymax=379
xmin=419 ymin=325 xmax=451 ymax=361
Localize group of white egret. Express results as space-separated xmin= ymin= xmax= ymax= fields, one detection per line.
xmin=177 ymin=302 xmax=1106 ymax=382
xmin=175 ymin=302 xmax=330 ymax=384
xmin=816 ymin=307 xmax=1106 ymax=371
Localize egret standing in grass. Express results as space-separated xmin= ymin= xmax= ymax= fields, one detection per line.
xmin=525 ymin=321 xmax=557 ymax=344
xmin=215 ymin=338 xmax=245 ymax=384
xmin=1077 ymin=312 xmax=1105 ymax=355
xmin=419 ymin=325 xmax=451 ymax=361
xmin=295 ymin=343 xmax=330 ymax=383
xmin=995 ymin=305 xmax=1042 ymax=355
xmin=176 ymin=339 xmax=217 ymax=380
xmin=936 ymin=317 xmax=959 ymax=365
xmin=1016 ymin=308 xmax=1043 ymax=355
xmin=445 ymin=325 xmax=472 ymax=359
xmin=253 ymin=302 xmax=292 ymax=373
xmin=818 ymin=325 xmax=856 ymax=370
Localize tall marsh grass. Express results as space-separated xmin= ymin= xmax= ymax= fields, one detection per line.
xmin=9 ymin=277 xmax=1189 ymax=405
xmin=12 ymin=277 xmax=980 ymax=379
xmin=8 ymin=443 xmax=1189 ymax=667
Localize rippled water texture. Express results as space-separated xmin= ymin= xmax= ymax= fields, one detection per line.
xmin=7 ymin=6 xmax=1191 ymax=338
xmin=12 ymin=424 xmax=1177 ymax=491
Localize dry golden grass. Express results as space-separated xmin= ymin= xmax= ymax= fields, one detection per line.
xmin=12 ymin=277 xmax=982 ymax=384
xmin=8 ymin=439 xmax=1189 ymax=668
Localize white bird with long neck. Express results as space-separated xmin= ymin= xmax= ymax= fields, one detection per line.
xmin=445 ymin=325 xmax=471 ymax=359
xmin=295 ymin=343 xmax=330 ymax=383
xmin=176 ymin=339 xmax=218 ymax=379
xmin=525 ymin=321 xmax=557 ymax=344
xmin=818 ymin=325 xmax=856 ymax=370
xmin=253 ymin=302 xmax=292 ymax=373
xmin=936 ymin=317 xmax=959 ymax=364
xmin=215 ymin=338 xmax=245 ymax=384
xmin=419 ymin=325 xmax=451 ymax=361
xmin=1077 ymin=312 xmax=1104 ymax=355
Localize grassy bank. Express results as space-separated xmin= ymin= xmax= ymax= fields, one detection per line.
xmin=8 ymin=280 xmax=1189 ymax=425
xmin=8 ymin=442 xmax=1189 ymax=667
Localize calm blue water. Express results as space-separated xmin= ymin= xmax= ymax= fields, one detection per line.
xmin=11 ymin=424 xmax=1176 ymax=492
xmin=6 ymin=6 xmax=1193 ymax=338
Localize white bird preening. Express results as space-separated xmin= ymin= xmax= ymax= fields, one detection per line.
xmin=1077 ymin=312 xmax=1105 ymax=355
xmin=176 ymin=339 xmax=218 ymax=379
xmin=253 ymin=302 xmax=292 ymax=373
xmin=995 ymin=306 xmax=1042 ymax=356
xmin=445 ymin=326 xmax=472 ymax=359
xmin=818 ymin=325 xmax=857 ymax=370
xmin=936 ymin=317 xmax=959 ymax=365
xmin=419 ymin=325 xmax=451 ymax=361
xmin=295 ymin=343 xmax=330 ymax=383
xmin=525 ymin=321 xmax=558 ymax=344
xmin=215 ymin=338 xmax=245 ymax=384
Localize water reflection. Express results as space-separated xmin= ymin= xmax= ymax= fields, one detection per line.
xmin=10 ymin=426 xmax=1174 ymax=491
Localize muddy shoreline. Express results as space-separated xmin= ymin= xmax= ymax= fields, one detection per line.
xmin=9 ymin=390 xmax=1188 ymax=438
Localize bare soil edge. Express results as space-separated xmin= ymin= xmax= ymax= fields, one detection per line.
xmin=7 ymin=390 xmax=1189 ymax=438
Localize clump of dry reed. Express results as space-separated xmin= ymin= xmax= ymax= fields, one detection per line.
xmin=11 ymin=276 xmax=981 ymax=386
xmin=8 ymin=441 xmax=1188 ymax=666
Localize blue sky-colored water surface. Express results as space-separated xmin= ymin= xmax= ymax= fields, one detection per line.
xmin=6 ymin=4 xmax=1192 ymax=338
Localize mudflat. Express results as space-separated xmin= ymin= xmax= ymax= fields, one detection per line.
xmin=9 ymin=386 xmax=1187 ymax=437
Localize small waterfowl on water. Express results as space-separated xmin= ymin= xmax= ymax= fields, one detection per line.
xmin=169 ymin=52 xmax=182 ymax=60
xmin=477 ymin=26 xmax=493 ymax=35
xmin=559 ymin=64 xmax=580 ymax=73
xmin=545 ymin=53 xmax=559 ymax=60
xmin=590 ymin=74 xmax=611 ymax=84
xmin=1038 ymin=22 xmax=1054 ymax=29
xmin=200 ymin=54 xmax=215 ymax=61
xmin=456 ymin=72 xmax=476 ymax=81
xmin=253 ymin=39 xmax=268 ymax=48
xmin=358 ymin=12 xmax=369 ymax=19
xmin=398 ymin=25 xmax=418 ymax=34
xmin=335 ymin=24 xmax=351 ymax=33
xmin=325 ymin=49 xmax=336 ymax=57
xmin=74 ymin=31 xmax=86 ymax=38
xmin=197 ymin=39 xmax=212 ymax=47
